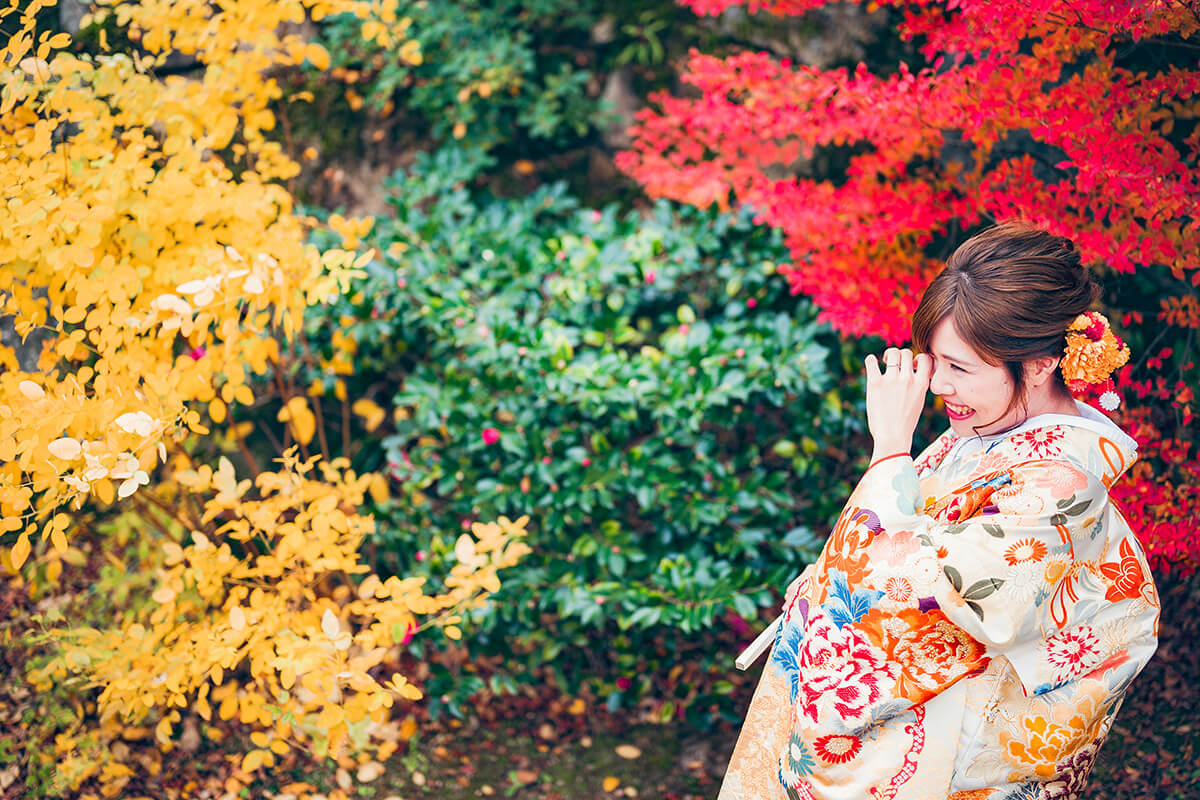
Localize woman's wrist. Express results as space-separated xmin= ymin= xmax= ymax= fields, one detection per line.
xmin=868 ymin=451 xmax=911 ymax=470
xmin=871 ymin=438 xmax=911 ymax=463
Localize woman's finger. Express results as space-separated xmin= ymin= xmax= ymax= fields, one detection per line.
xmin=864 ymin=353 xmax=882 ymax=379
xmin=914 ymin=352 xmax=933 ymax=381
xmin=899 ymin=348 xmax=914 ymax=373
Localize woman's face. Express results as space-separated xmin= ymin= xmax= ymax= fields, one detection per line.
xmin=926 ymin=316 xmax=1021 ymax=437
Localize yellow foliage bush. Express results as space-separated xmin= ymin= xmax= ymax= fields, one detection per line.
xmin=1 ymin=0 xmax=516 ymax=796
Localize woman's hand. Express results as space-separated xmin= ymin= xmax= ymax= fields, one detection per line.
xmin=865 ymin=347 xmax=932 ymax=461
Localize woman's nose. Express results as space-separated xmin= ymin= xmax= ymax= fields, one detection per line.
xmin=929 ymin=364 xmax=951 ymax=396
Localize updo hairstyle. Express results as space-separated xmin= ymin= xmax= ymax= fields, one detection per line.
xmin=911 ymin=223 xmax=1100 ymax=421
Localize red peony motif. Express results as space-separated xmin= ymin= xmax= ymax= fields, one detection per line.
xmin=1004 ymin=537 xmax=1049 ymax=566
xmin=796 ymin=612 xmax=898 ymax=726
xmin=813 ymin=734 xmax=862 ymax=764
xmin=1044 ymin=626 xmax=1103 ymax=681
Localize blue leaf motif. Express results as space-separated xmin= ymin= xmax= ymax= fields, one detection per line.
xmin=769 ymin=619 xmax=805 ymax=705
xmin=824 ymin=569 xmax=883 ymax=629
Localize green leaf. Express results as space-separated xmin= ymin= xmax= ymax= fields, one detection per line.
xmin=1063 ymin=500 xmax=1092 ymax=516
xmin=962 ymin=577 xmax=1004 ymax=600
xmin=944 ymin=565 xmax=963 ymax=592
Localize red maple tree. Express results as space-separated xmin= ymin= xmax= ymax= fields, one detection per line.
xmin=619 ymin=0 xmax=1200 ymax=574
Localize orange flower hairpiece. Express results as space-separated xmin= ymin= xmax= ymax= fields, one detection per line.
xmin=1062 ymin=311 xmax=1130 ymax=411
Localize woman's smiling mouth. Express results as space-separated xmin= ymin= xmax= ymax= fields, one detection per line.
xmin=945 ymin=401 xmax=975 ymax=420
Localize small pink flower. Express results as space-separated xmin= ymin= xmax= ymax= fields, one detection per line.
xmin=735 ymin=348 xmax=746 ymax=358
xmin=591 ymin=210 xmax=603 ymax=223
xmin=746 ymin=298 xmax=757 ymax=308
xmin=461 ymin=518 xmax=472 ymax=530
xmin=482 ymin=427 xmax=500 ymax=445
xmin=399 ymin=620 xmax=416 ymax=645
xmin=556 ymin=250 xmax=567 ymax=262
xmin=616 ymin=677 xmax=632 ymax=690
xmin=517 ymin=346 xmax=528 ymax=356
xmin=454 ymin=317 xmax=466 ymax=328
xmin=542 ymin=456 xmax=551 ymax=464
xmin=679 ymin=324 xmax=690 ymax=336
xmin=188 ymin=346 xmax=206 ymax=360
xmin=581 ymin=457 xmax=591 ymax=466
xmin=595 ymin=596 xmax=606 ymax=605
xmin=645 ymin=270 xmax=656 ymax=285
xmin=415 ymin=550 xmax=426 ymax=562
xmin=396 ymin=276 xmax=407 ymax=288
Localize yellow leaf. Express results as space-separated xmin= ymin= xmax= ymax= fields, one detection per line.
xmin=93 ymin=478 xmax=114 ymax=504
xmin=361 ymin=20 xmax=385 ymax=42
xmin=242 ymin=749 xmax=266 ymax=772
xmin=444 ymin=625 xmax=461 ymax=640
xmin=10 ymin=532 xmax=31 ymax=570
xmin=306 ymin=42 xmax=330 ymax=71
xmin=278 ymin=396 xmax=315 ymax=445
xmin=209 ymin=397 xmax=227 ymax=423
xmin=230 ymin=606 xmax=246 ymax=631
xmin=50 ymin=526 xmax=67 ymax=555
xmin=603 ymin=776 xmax=620 ymax=792
xmin=368 ymin=472 xmax=389 ymax=504
xmin=351 ymin=398 xmax=385 ymax=431
xmin=398 ymin=716 xmax=418 ymax=741
xmin=233 ymin=384 xmax=254 ymax=406
xmin=614 ymin=744 xmax=642 ymax=759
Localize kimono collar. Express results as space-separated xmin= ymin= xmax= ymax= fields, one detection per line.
xmin=941 ymin=399 xmax=1139 ymax=466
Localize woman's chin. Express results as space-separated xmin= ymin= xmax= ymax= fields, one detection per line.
xmin=947 ymin=415 xmax=975 ymax=436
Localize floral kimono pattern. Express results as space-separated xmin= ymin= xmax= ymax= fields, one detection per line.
xmin=720 ymin=405 xmax=1160 ymax=800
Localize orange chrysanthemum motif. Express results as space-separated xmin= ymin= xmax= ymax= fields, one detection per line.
xmin=1061 ymin=312 xmax=1130 ymax=387
xmin=1004 ymin=537 xmax=1048 ymax=565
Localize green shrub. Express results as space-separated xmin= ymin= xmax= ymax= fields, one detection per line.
xmin=303 ymin=1 xmax=715 ymax=164
xmin=301 ymin=146 xmax=872 ymax=720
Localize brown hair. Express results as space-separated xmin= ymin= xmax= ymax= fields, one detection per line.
xmin=911 ymin=223 xmax=1099 ymax=430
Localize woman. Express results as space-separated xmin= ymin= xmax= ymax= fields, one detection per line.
xmin=719 ymin=225 xmax=1160 ymax=800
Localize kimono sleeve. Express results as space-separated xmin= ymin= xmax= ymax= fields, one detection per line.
xmin=847 ymin=454 xmax=1111 ymax=690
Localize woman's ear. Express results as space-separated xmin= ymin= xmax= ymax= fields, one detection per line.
xmin=1025 ymin=355 xmax=1062 ymax=389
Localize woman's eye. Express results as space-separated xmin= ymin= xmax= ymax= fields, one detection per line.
xmin=950 ymin=364 xmax=965 ymax=372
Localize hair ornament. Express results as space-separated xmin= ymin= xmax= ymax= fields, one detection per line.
xmin=1062 ymin=311 xmax=1129 ymax=411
